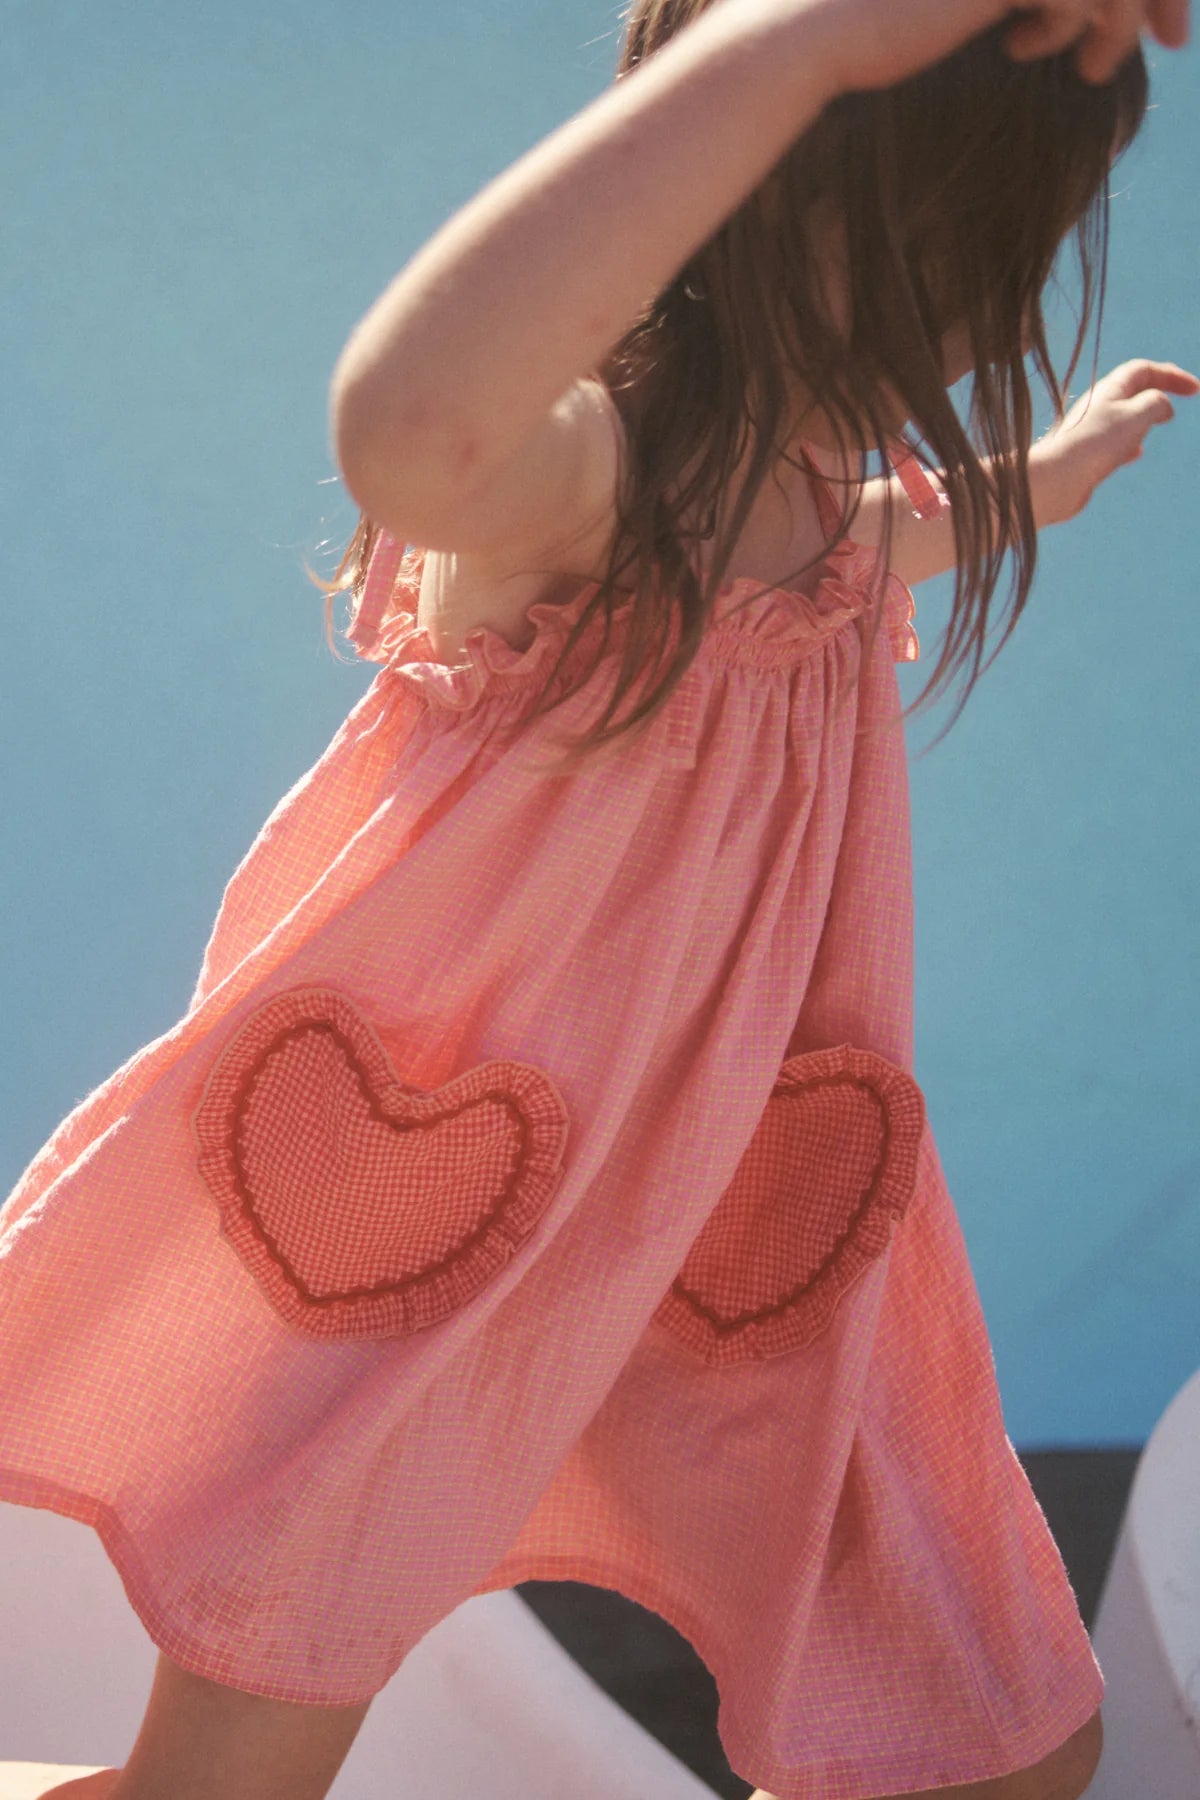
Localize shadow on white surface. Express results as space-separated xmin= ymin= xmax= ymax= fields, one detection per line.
xmin=1089 ymin=1364 xmax=1200 ymax=1800
xmin=0 ymin=1502 xmax=720 ymax=1799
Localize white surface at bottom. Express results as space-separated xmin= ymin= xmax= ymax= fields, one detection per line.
xmin=1088 ymin=1365 xmax=1200 ymax=1800
xmin=0 ymin=1500 xmax=720 ymax=1799
xmin=0 ymin=1769 xmax=111 ymax=1800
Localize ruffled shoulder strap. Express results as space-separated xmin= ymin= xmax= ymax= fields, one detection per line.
xmin=345 ymin=530 xmax=408 ymax=658
xmin=885 ymin=438 xmax=951 ymax=520
xmin=800 ymin=435 xmax=949 ymax=539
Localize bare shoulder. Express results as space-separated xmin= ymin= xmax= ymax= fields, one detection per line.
xmin=416 ymin=378 xmax=627 ymax=660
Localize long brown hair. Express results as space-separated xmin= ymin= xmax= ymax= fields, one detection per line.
xmin=311 ymin=7 xmax=1148 ymax=774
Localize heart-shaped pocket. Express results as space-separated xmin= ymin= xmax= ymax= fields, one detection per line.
xmin=193 ymin=987 xmax=570 ymax=1340
xmin=654 ymin=1044 xmax=925 ymax=1366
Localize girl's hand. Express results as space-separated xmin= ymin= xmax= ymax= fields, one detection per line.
xmin=816 ymin=0 xmax=1190 ymax=96
xmin=1033 ymin=359 xmax=1200 ymax=525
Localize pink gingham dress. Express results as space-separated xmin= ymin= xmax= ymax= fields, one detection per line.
xmin=0 ymin=438 xmax=1102 ymax=1799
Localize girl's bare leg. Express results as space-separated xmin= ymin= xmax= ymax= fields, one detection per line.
xmin=36 ymin=1776 xmax=121 ymax=1799
xmin=48 ymin=1652 xmax=375 ymax=1800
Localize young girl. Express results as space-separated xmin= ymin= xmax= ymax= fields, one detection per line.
xmin=3 ymin=0 xmax=1196 ymax=1797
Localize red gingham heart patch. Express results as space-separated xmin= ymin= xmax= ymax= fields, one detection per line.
xmin=192 ymin=987 xmax=570 ymax=1340
xmin=654 ymin=1044 xmax=925 ymax=1366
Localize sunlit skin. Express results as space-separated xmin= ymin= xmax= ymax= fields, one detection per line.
xmin=790 ymin=340 xmax=1199 ymax=529
xmin=34 ymin=1774 xmax=119 ymax=1798
xmin=31 ymin=1653 xmax=373 ymax=1800
xmin=771 ymin=216 xmax=1199 ymax=531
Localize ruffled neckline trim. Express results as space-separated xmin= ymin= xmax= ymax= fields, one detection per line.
xmin=345 ymin=430 xmax=932 ymax=683
xmin=351 ymin=533 xmax=918 ymax=687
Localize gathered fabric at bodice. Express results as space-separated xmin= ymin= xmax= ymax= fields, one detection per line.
xmin=345 ymin=434 xmax=947 ymax=701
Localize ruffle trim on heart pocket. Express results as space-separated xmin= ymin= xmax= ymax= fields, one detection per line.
xmin=192 ymin=986 xmax=570 ymax=1340
xmin=654 ymin=1044 xmax=925 ymax=1367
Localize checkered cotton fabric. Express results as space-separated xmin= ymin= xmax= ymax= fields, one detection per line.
xmin=192 ymin=984 xmax=572 ymax=1341
xmin=0 ymin=441 xmax=1101 ymax=1798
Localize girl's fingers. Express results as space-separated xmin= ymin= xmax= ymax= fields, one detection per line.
xmin=1134 ymin=389 xmax=1175 ymax=422
xmin=1006 ymin=2 xmax=1099 ymax=60
xmin=1007 ymin=0 xmax=1189 ymax=69
xmin=1156 ymin=364 xmax=1200 ymax=393
xmin=1073 ymin=0 xmax=1145 ymax=83
xmin=1148 ymin=0 xmax=1191 ymax=45
xmin=1108 ymin=358 xmax=1200 ymax=398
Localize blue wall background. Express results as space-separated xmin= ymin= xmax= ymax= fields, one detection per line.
xmin=3 ymin=0 xmax=1196 ymax=1448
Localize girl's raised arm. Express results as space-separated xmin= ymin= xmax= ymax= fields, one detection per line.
xmin=329 ymin=0 xmax=1179 ymax=551
xmin=331 ymin=0 xmax=843 ymax=548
